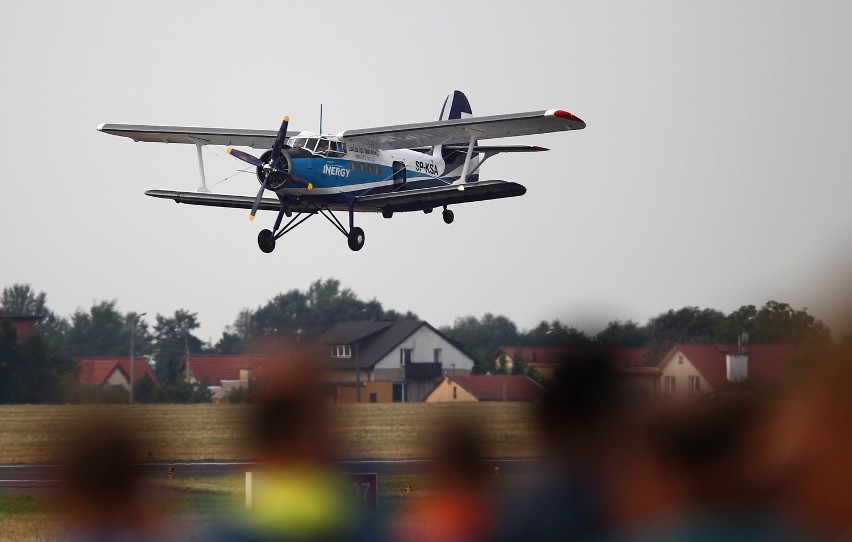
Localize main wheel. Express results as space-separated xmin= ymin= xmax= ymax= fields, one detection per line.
xmin=382 ymin=208 xmax=393 ymax=219
xmin=258 ymin=229 xmax=276 ymax=253
xmin=347 ymin=227 xmax=365 ymax=251
xmin=442 ymin=209 xmax=455 ymax=224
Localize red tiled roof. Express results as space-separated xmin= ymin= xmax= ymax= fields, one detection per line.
xmin=663 ymin=343 xmax=795 ymax=390
xmin=178 ymin=354 xmax=290 ymax=386
xmin=496 ymin=346 xmax=650 ymax=368
xmin=449 ymin=375 xmax=548 ymax=402
xmin=77 ymin=357 xmax=159 ymax=387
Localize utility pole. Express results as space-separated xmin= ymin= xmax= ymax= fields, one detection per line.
xmin=129 ymin=312 xmax=146 ymax=403
xmin=185 ymin=332 xmax=191 ymax=382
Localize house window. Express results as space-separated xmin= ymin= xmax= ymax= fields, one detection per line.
xmin=452 ymin=385 xmax=457 ymax=399
xmin=433 ymin=348 xmax=442 ymax=363
xmin=399 ymin=348 xmax=412 ymax=366
xmin=369 ymin=393 xmax=377 ymax=403
xmin=331 ymin=345 xmax=351 ymax=358
xmin=664 ymin=376 xmax=676 ymax=397
xmin=688 ymin=376 xmax=700 ymax=396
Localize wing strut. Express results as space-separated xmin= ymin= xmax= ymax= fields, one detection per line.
xmin=457 ymin=128 xmax=483 ymax=187
xmin=194 ymin=143 xmax=210 ymax=193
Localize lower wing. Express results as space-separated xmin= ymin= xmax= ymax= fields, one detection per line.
xmin=145 ymin=180 xmax=526 ymax=214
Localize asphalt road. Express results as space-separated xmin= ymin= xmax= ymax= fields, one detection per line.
xmin=0 ymin=459 xmax=535 ymax=496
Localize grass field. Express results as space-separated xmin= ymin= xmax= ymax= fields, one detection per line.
xmin=0 ymin=402 xmax=540 ymax=463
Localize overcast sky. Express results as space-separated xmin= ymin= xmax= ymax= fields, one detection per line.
xmin=2 ymin=1 xmax=851 ymax=343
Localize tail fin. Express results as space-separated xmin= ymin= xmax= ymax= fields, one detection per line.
xmin=433 ymin=90 xmax=479 ymax=182
xmin=439 ymin=90 xmax=472 ymax=121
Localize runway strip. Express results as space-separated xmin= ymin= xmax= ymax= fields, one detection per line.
xmin=0 ymin=459 xmax=535 ymax=496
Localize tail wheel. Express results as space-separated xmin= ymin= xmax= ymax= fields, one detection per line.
xmin=347 ymin=227 xmax=365 ymax=251
xmin=258 ymin=229 xmax=276 ymax=253
xmin=442 ymin=209 xmax=454 ymax=224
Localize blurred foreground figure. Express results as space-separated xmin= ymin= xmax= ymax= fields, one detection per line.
xmin=59 ymin=420 xmax=167 ymax=541
xmin=494 ymin=354 xmax=629 ymax=542
xmin=390 ymin=419 xmax=494 ymax=542
xmin=608 ymin=398 xmax=810 ymax=542
xmin=779 ymin=352 xmax=852 ymax=540
xmin=216 ymin=356 xmax=376 ymax=542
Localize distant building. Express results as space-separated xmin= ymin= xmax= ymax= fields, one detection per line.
xmin=177 ymin=353 xmax=290 ymax=401
xmin=494 ymin=345 xmax=651 ymax=381
xmin=78 ymin=357 xmax=159 ymax=391
xmin=657 ymin=343 xmax=795 ymax=399
xmin=317 ymin=320 xmax=476 ymax=402
xmin=0 ymin=311 xmax=40 ymax=342
xmin=425 ymin=375 xmax=548 ymax=403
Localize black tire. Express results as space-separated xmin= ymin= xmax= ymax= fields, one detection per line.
xmin=347 ymin=227 xmax=365 ymax=251
xmin=442 ymin=209 xmax=454 ymax=224
xmin=258 ymin=229 xmax=276 ymax=253
xmin=382 ymin=208 xmax=393 ymax=219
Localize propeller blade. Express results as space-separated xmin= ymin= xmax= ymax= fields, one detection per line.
xmin=271 ymin=116 xmax=290 ymax=161
xmin=249 ymin=183 xmax=266 ymax=221
xmin=227 ymin=147 xmax=264 ymax=167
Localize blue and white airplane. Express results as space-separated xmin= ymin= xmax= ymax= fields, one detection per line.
xmin=98 ymin=91 xmax=585 ymax=252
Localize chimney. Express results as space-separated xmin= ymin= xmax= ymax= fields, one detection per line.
xmin=738 ymin=332 xmax=749 ymax=354
xmin=726 ymin=352 xmax=748 ymax=382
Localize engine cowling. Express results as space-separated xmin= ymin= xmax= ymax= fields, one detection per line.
xmin=256 ymin=150 xmax=293 ymax=191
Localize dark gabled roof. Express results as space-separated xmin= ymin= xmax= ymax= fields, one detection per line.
xmin=450 ymin=375 xmax=549 ymax=402
xmin=317 ymin=321 xmax=395 ymax=346
xmin=317 ymin=320 xmax=465 ymax=370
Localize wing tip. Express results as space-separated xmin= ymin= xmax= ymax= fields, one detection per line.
xmin=549 ymin=109 xmax=586 ymax=129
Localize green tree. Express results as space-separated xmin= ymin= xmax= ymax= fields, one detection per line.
xmin=0 ymin=320 xmax=77 ymax=403
xmin=441 ymin=313 xmax=519 ymax=374
xmin=523 ymin=320 xmax=594 ymax=347
xmin=221 ymin=278 xmax=418 ymax=351
xmin=153 ymin=309 xmax=202 ymax=384
xmin=0 ymin=284 xmax=69 ymax=348
xmin=64 ymin=301 xmax=151 ymax=358
xmin=133 ymin=373 xmax=158 ymax=403
xmin=596 ymin=320 xmax=650 ymax=347
xmin=510 ymin=349 xmax=528 ymax=375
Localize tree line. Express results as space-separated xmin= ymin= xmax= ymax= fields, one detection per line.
xmin=0 ymin=280 xmax=843 ymax=403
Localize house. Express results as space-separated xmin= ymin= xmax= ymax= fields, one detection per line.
xmin=494 ymin=346 xmax=651 ymax=381
xmin=78 ymin=357 xmax=159 ymax=391
xmin=177 ymin=353 xmax=291 ymax=401
xmin=657 ymin=343 xmax=796 ymax=399
xmin=0 ymin=311 xmax=39 ymax=342
xmin=317 ymin=320 xmax=476 ymax=402
xmin=425 ymin=375 xmax=548 ymax=402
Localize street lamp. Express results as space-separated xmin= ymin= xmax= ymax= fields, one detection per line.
xmin=129 ymin=312 xmax=146 ymax=403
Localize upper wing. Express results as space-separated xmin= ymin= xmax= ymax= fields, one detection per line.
xmin=339 ymin=110 xmax=584 ymax=150
xmin=97 ymin=124 xmax=300 ymax=149
xmin=353 ymin=180 xmax=526 ymax=213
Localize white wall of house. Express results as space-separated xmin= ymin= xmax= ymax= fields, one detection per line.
xmin=106 ymin=369 xmax=130 ymax=390
xmin=659 ymin=350 xmax=712 ymax=399
xmin=373 ymin=325 xmax=474 ymax=372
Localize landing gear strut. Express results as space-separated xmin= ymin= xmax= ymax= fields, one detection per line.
xmin=255 ymin=199 xmax=367 ymax=253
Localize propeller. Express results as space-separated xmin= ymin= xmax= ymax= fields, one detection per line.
xmin=224 ymin=116 xmax=312 ymax=221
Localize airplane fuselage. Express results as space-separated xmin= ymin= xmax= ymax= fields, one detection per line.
xmin=275 ymin=132 xmax=472 ymax=202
